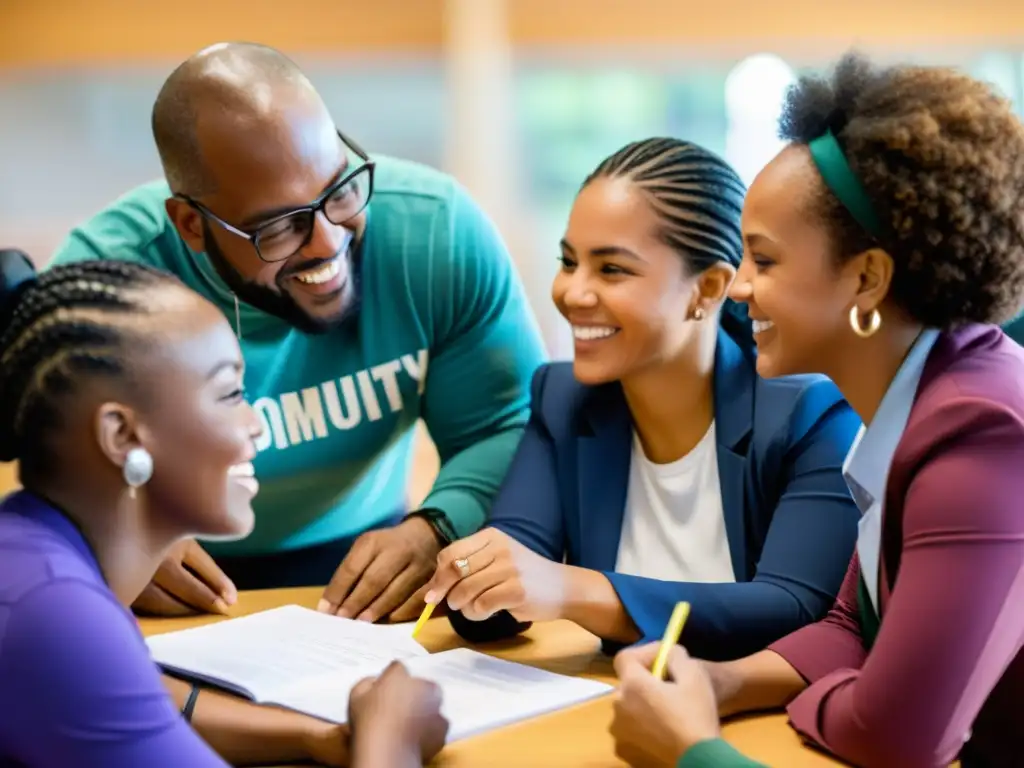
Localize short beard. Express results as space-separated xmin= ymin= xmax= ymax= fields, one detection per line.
xmin=202 ymin=221 xmax=362 ymax=335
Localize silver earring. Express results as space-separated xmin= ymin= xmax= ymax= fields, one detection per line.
xmin=233 ymin=294 xmax=242 ymax=341
xmin=692 ymin=307 xmax=706 ymax=321
xmin=123 ymin=447 xmax=153 ymax=498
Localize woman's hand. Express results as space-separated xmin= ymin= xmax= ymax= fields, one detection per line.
xmin=703 ymin=659 xmax=748 ymax=718
xmin=610 ymin=643 xmax=722 ymax=767
xmin=423 ymin=527 xmax=570 ymax=622
xmin=300 ymin=722 xmax=351 ymax=767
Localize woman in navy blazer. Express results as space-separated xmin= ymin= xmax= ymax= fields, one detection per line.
xmin=423 ymin=138 xmax=862 ymax=661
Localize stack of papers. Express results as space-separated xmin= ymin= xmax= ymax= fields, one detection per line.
xmin=145 ymin=604 xmax=612 ymax=742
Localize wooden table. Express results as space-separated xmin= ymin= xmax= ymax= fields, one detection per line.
xmin=140 ymin=587 xmax=843 ymax=768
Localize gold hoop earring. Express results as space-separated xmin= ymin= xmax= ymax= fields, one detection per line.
xmin=849 ymin=306 xmax=881 ymax=338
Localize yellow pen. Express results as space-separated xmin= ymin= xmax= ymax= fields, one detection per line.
xmin=651 ymin=601 xmax=691 ymax=680
xmin=411 ymin=601 xmax=436 ymax=639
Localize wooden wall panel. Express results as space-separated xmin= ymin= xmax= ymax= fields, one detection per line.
xmin=508 ymin=0 xmax=1024 ymax=46
xmin=2 ymin=0 xmax=1022 ymax=68
xmin=0 ymin=0 xmax=445 ymax=68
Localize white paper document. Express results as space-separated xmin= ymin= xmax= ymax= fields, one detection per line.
xmin=146 ymin=605 xmax=612 ymax=741
xmin=146 ymin=604 xmax=427 ymax=699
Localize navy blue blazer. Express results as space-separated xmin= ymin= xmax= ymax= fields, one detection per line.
xmin=449 ymin=330 xmax=862 ymax=661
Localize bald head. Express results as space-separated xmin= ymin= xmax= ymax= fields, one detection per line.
xmin=152 ymin=42 xmax=322 ymax=196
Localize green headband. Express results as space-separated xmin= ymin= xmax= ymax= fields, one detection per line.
xmin=807 ymin=129 xmax=882 ymax=238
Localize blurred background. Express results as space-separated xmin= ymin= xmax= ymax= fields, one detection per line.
xmin=2 ymin=1 xmax=1023 ymax=496
xmin=4 ymin=0 xmax=1024 ymax=358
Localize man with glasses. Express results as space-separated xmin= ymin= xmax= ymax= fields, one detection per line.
xmin=49 ymin=42 xmax=546 ymax=625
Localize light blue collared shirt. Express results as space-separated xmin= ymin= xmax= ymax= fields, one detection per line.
xmin=845 ymin=329 xmax=940 ymax=613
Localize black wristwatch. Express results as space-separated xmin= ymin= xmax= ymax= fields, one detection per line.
xmin=181 ymin=685 xmax=200 ymax=723
xmin=407 ymin=507 xmax=457 ymax=545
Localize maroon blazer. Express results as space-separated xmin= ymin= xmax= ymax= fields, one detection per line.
xmin=769 ymin=324 xmax=1024 ymax=768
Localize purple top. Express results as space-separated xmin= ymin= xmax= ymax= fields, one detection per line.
xmin=0 ymin=490 xmax=226 ymax=767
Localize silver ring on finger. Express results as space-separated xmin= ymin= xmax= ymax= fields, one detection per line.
xmin=454 ymin=557 xmax=471 ymax=578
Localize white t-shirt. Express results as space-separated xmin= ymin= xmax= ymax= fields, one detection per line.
xmin=614 ymin=422 xmax=736 ymax=583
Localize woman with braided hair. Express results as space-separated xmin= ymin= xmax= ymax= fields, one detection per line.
xmin=0 ymin=251 xmax=447 ymax=767
xmin=422 ymin=137 xmax=862 ymax=662
xmin=608 ymin=52 xmax=1024 ymax=768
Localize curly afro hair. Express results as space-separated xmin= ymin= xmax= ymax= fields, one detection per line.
xmin=779 ymin=51 xmax=1024 ymax=328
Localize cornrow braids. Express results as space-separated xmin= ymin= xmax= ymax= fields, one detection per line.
xmin=0 ymin=259 xmax=179 ymax=474
xmin=584 ymin=138 xmax=754 ymax=351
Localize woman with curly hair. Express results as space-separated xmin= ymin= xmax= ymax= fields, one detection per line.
xmin=607 ymin=52 xmax=1024 ymax=768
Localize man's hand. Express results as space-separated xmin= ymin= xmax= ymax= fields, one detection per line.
xmin=318 ymin=517 xmax=443 ymax=623
xmin=609 ymin=643 xmax=722 ymax=768
xmin=422 ymin=527 xmax=569 ymax=623
xmin=348 ymin=661 xmax=449 ymax=766
xmin=133 ymin=539 xmax=237 ymax=617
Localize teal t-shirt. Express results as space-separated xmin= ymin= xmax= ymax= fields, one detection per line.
xmin=1003 ymin=313 xmax=1024 ymax=346
xmin=49 ymin=156 xmax=547 ymax=556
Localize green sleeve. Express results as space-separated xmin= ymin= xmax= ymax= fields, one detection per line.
xmin=418 ymin=185 xmax=547 ymax=539
xmin=49 ymin=184 xmax=170 ymax=270
xmin=49 ymin=229 xmax=106 ymax=266
xmin=677 ymin=739 xmax=769 ymax=768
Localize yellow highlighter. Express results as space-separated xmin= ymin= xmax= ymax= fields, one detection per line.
xmin=651 ymin=601 xmax=691 ymax=680
xmin=411 ymin=601 xmax=436 ymax=640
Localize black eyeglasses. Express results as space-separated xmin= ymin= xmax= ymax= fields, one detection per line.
xmin=178 ymin=131 xmax=375 ymax=263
